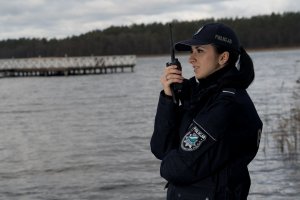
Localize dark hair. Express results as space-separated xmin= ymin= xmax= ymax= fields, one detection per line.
xmin=213 ymin=45 xmax=239 ymax=67
xmin=213 ymin=45 xmax=255 ymax=89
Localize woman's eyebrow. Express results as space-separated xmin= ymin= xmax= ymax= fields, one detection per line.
xmin=195 ymin=46 xmax=205 ymax=50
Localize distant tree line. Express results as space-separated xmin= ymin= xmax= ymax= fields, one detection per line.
xmin=0 ymin=12 xmax=300 ymax=58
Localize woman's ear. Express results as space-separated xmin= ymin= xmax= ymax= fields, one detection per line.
xmin=218 ymin=51 xmax=229 ymax=66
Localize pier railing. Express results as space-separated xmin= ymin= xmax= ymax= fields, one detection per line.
xmin=0 ymin=55 xmax=136 ymax=77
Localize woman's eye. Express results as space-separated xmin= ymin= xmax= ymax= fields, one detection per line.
xmin=191 ymin=47 xmax=204 ymax=54
xmin=196 ymin=48 xmax=203 ymax=53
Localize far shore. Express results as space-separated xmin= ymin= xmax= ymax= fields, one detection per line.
xmin=247 ymin=46 xmax=300 ymax=52
xmin=137 ymin=46 xmax=300 ymax=58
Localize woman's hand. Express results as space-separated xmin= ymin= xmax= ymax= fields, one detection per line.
xmin=160 ymin=65 xmax=184 ymax=96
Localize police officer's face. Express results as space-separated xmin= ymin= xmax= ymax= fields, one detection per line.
xmin=189 ymin=45 xmax=227 ymax=79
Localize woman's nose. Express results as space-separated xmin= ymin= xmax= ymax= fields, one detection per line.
xmin=189 ymin=55 xmax=195 ymax=64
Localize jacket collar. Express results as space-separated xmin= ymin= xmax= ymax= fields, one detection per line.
xmin=195 ymin=65 xmax=236 ymax=89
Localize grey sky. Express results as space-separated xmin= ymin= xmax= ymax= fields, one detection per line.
xmin=0 ymin=0 xmax=299 ymax=39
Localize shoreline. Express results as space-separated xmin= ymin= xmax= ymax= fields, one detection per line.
xmin=247 ymin=46 xmax=300 ymax=52
xmin=137 ymin=46 xmax=300 ymax=58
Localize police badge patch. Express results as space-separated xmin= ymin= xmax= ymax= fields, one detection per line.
xmin=181 ymin=123 xmax=207 ymax=151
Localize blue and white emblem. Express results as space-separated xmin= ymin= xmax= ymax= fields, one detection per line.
xmin=181 ymin=123 xmax=207 ymax=151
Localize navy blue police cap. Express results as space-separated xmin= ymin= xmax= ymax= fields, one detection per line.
xmin=175 ymin=23 xmax=240 ymax=53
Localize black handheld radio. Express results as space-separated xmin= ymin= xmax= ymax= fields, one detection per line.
xmin=166 ymin=24 xmax=182 ymax=105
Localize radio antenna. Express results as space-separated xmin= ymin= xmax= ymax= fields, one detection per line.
xmin=168 ymin=24 xmax=175 ymax=62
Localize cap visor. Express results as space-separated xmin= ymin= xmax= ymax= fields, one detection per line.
xmin=175 ymin=39 xmax=207 ymax=51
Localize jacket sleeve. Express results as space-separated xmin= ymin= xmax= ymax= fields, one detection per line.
xmin=150 ymin=91 xmax=182 ymax=160
xmin=160 ymin=94 xmax=238 ymax=185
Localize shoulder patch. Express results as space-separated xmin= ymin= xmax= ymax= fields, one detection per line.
xmin=181 ymin=122 xmax=207 ymax=151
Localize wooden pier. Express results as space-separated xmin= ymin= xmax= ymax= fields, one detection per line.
xmin=0 ymin=55 xmax=136 ymax=77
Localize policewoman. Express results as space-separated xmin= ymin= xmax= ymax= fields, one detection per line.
xmin=150 ymin=23 xmax=263 ymax=200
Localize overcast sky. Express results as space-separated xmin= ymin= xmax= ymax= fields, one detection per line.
xmin=0 ymin=0 xmax=299 ymax=40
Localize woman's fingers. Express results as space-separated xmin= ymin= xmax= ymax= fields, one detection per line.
xmin=161 ymin=65 xmax=184 ymax=96
xmin=165 ymin=65 xmax=182 ymax=75
xmin=165 ymin=74 xmax=184 ymax=82
xmin=162 ymin=68 xmax=183 ymax=84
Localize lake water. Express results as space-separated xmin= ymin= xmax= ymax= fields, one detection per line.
xmin=0 ymin=49 xmax=299 ymax=200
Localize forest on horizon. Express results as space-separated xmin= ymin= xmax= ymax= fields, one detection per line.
xmin=0 ymin=11 xmax=300 ymax=58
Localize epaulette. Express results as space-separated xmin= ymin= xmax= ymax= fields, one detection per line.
xmin=221 ymin=88 xmax=236 ymax=95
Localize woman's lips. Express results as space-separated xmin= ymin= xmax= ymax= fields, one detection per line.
xmin=193 ymin=66 xmax=200 ymax=72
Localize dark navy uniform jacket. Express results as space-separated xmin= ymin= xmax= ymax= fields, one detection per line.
xmin=150 ymin=66 xmax=263 ymax=200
